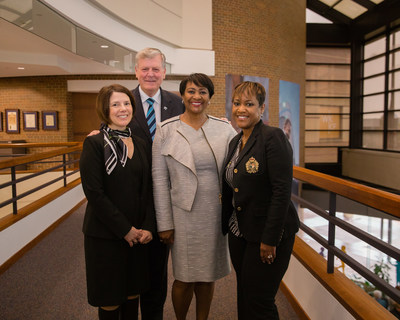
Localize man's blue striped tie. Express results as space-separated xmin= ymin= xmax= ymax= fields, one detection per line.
xmin=146 ymin=98 xmax=156 ymax=141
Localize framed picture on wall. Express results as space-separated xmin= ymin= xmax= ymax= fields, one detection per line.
xmin=23 ymin=111 xmax=39 ymax=131
xmin=5 ymin=109 xmax=20 ymax=133
xmin=42 ymin=111 xmax=58 ymax=130
xmin=0 ymin=112 xmax=3 ymax=132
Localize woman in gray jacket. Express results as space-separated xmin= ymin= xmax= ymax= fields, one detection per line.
xmin=152 ymin=73 xmax=236 ymax=320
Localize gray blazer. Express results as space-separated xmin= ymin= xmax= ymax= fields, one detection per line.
xmin=152 ymin=115 xmax=236 ymax=232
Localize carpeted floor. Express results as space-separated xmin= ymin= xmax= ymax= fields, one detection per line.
xmin=0 ymin=203 xmax=299 ymax=319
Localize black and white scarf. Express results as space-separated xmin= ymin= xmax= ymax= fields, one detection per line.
xmin=102 ymin=125 xmax=131 ymax=175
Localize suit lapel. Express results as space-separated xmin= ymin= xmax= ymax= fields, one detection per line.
xmin=161 ymin=122 xmax=196 ymax=176
xmin=224 ymin=133 xmax=241 ymax=168
xmin=160 ymin=88 xmax=180 ymax=121
xmin=235 ymin=121 xmax=262 ymax=166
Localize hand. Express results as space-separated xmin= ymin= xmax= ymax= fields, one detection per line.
xmin=260 ymin=243 xmax=276 ymax=264
xmin=124 ymin=227 xmax=143 ymax=247
xmin=138 ymin=230 xmax=153 ymax=244
xmin=87 ymin=130 xmax=100 ymax=137
xmin=158 ymin=229 xmax=174 ymax=245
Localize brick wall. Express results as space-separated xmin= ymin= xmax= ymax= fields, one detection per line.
xmin=211 ymin=0 xmax=306 ymax=163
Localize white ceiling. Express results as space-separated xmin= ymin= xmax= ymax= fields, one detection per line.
xmin=0 ymin=18 xmax=129 ymax=78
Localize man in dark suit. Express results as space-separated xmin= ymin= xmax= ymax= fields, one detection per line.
xmin=130 ymin=48 xmax=184 ymax=320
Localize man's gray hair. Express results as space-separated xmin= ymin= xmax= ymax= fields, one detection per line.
xmin=135 ymin=47 xmax=166 ymax=69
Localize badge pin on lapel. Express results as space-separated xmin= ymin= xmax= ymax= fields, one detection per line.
xmin=245 ymin=157 xmax=259 ymax=173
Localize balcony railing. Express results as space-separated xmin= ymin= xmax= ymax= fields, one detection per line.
xmin=0 ymin=142 xmax=82 ymax=224
xmin=293 ymin=166 xmax=400 ymax=306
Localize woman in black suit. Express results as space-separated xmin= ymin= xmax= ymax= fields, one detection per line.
xmin=221 ymin=81 xmax=300 ymax=320
xmin=80 ymin=84 xmax=155 ymax=320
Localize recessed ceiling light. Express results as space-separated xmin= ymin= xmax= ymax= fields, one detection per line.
xmin=17 ymin=67 xmax=25 ymax=70
xmin=101 ymin=45 xmax=109 ymax=48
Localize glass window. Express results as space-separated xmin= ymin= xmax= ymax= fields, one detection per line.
xmin=306 ymin=47 xmax=350 ymax=64
xmin=389 ymin=29 xmax=400 ymax=50
xmin=388 ymin=111 xmax=400 ymax=130
xmin=307 ymin=81 xmax=350 ymax=97
xmin=305 ymin=131 xmax=349 ymax=146
xmin=306 ymin=114 xmax=349 ymax=130
xmin=306 ymin=98 xmax=350 ymax=113
xmin=306 ymin=64 xmax=350 ymax=81
xmin=305 ymin=147 xmax=338 ymax=163
xmin=387 ymin=132 xmax=400 ymax=150
xmin=388 ymin=91 xmax=400 ymax=110
xmin=364 ymin=56 xmax=385 ymax=77
xmin=363 ymin=75 xmax=385 ymax=95
xmin=388 ymin=71 xmax=400 ymax=90
xmin=363 ymin=94 xmax=384 ymax=112
xmin=389 ymin=50 xmax=400 ymax=70
xmin=306 ymin=47 xmax=350 ymax=163
xmin=364 ymin=37 xmax=386 ymax=60
xmin=363 ymin=113 xmax=384 ymax=130
xmin=362 ymin=132 xmax=383 ymax=149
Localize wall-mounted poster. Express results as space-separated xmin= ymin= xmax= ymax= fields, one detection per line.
xmin=23 ymin=111 xmax=39 ymax=131
xmin=5 ymin=109 xmax=20 ymax=133
xmin=225 ymin=74 xmax=269 ymax=132
xmin=42 ymin=111 xmax=58 ymax=130
xmin=0 ymin=112 xmax=3 ymax=132
xmin=279 ymin=80 xmax=300 ymax=166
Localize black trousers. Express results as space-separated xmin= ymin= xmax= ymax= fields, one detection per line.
xmin=229 ymin=232 xmax=295 ymax=320
xmin=140 ymin=237 xmax=169 ymax=320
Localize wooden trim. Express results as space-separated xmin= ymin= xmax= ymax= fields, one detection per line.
xmin=280 ymin=281 xmax=310 ymax=320
xmin=0 ymin=142 xmax=80 ymax=148
xmin=0 ymin=198 xmax=87 ymax=276
xmin=292 ymin=236 xmax=397 ymax=320
xmin=0 ymin=178 xmax=82 ymax=232
xmin=0 ymin=144 xmax=82 ymax=170
xmin=293 ymin=166 xmax=400 ymax=218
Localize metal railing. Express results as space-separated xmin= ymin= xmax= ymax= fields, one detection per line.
xmin=293 ymin=166 xmax=400 ymax=304
xmin=0 ymin=142 xmax=82 ymax=215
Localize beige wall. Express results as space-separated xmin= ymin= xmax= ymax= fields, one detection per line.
xmin=342 ymin=148 xmax=400 ymax=190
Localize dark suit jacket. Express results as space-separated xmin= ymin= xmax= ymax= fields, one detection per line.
xmin=80 ymin=132 xmax=155 ymax=239
xmin=221 ymin=120 xmax=300 ymax=246
xmin=129 ymin=86 xmax=184 ymax=147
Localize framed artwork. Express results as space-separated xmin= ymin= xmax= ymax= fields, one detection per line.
xmin=5 ymin=109 xmax=20 ymax=133
xmin=23 ymin=111 xmax=39 ymax=131
xmin=0 ymin=112 xmax=3 ymax=132
xmin=42 ymin=111 xmax=58 ymax=130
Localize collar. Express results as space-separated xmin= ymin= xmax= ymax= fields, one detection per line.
xmin=139 ymin=86 xmax=161 ymax=106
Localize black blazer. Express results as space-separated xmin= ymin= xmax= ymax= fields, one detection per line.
xmin=221 ymin=120 xmax=299 ymax=246
xmin=80 ymin=132 xmax=155 ymax=240
xmin=129 ymin=86 xmax=184 ymax=147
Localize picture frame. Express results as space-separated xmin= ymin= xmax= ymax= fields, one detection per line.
xmin=5 ymin=109 xmax=20 ymax=133
xmin=0 ymin=112 xmax=3 ymax=132
xmin=23 ymin=111 xmax=39 ymax=131
xmin=42 ymin=110 xmax=58 ymax=130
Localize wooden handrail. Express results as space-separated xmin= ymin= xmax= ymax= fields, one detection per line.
xmin=293 ymin=166 xmax=400 ymax=219
xmin=292 ymin=236 xmax=397 ymax=320
xmin=0 ymin=142 xmax=80 ymax=148
xmin=0 ymin=144 xmax=83 ymax=170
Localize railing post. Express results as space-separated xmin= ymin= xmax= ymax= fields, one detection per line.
xmin=327 ymin=191 xmax=336 ymax=273
xmin=63 ymin=154 xmax=67 ymax=187
xmin=11 ymin=166 xmax=17 ymax=215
